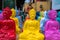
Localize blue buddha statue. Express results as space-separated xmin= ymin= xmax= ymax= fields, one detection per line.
xmin=40 ymin=11 xmax=49 ymax=33
xmin=56 ymin=11 xmax=60 ymax=31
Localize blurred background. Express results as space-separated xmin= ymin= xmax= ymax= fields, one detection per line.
xmin=0 ymin=0 xmax=51 ymax=11
xmin=0 ymin=0 xmax=60 ymax=22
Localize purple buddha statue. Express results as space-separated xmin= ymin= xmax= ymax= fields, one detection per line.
xmin=45 ymin=10 xmax=60 ymax=40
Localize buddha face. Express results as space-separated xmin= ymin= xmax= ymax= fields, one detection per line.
xmin=11 ymin=8 xmax=16 ymax=17
xmin=48 ymin=10 xmax=57 ymax=20
xmin=2 ymin=7 xmax=12 ymax=19
xmin=29 ymin=9 xmax=36 ymax=20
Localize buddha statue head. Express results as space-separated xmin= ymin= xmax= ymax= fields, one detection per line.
xmin=11 ymin=8 xmax=16 ymax=18
xmin=29 ymin=9 xmax=36 ymax=20
xmin=2 ymin=7 xmax=12 ymax=19
xmin=40 ymin=11 xmax=44 ymax=17
xmin=48 ymin=10 xmax=57 ymax=20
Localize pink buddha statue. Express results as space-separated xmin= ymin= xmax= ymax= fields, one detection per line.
xmin=45 ymin=10 xmax=60 ymax=40
xmin=0 ymin=7 xmax=16 ymax=40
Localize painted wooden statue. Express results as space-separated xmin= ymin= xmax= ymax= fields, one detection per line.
xmin=10 ymin=8 xmax=20 ymax=34
xmin=45 ymin=10 xmax=60 ymax=40
xmin=0 ymin=7 xmax=16 ymax=40
xmin=18 ymin=9 xmax=44 ymax=40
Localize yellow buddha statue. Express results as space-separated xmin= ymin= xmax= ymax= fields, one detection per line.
xmin=18 ymin=9 xmax=44 ymax=40
xmin=10 ymin=8 xmax=20 ymax=34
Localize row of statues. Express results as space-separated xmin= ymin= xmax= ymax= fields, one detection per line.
xmin=19 ymin=8 xmax=60 ymax=40
xmin=0 ymin=7 xmax=60 ymax=40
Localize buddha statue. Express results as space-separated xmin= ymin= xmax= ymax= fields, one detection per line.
xmin=18 ymin=9 xmax=44 ymax=40
xmin=45 ymin=10 xmax=60 ymax=40
xmin=10 ymin=8 xmax=20 ymax=34
xmin=0 ymin=7 xmax=16 ymax=40
xmin=16 ymin=10 xmax=23 ymax=28
xmin=56 ymin=11 xmax=60 ymax=31
xmin=40 ymin=11 xmax=49 ymax=33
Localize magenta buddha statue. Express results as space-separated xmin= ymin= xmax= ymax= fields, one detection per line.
xmin=45 ymin=10 xmax=60 ymax=40
xmin=0 ymin=7 xmax=16 ymax=40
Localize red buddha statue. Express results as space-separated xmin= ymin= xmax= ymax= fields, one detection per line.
xmin=0 ymin=7 xmax=16 ymax=40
